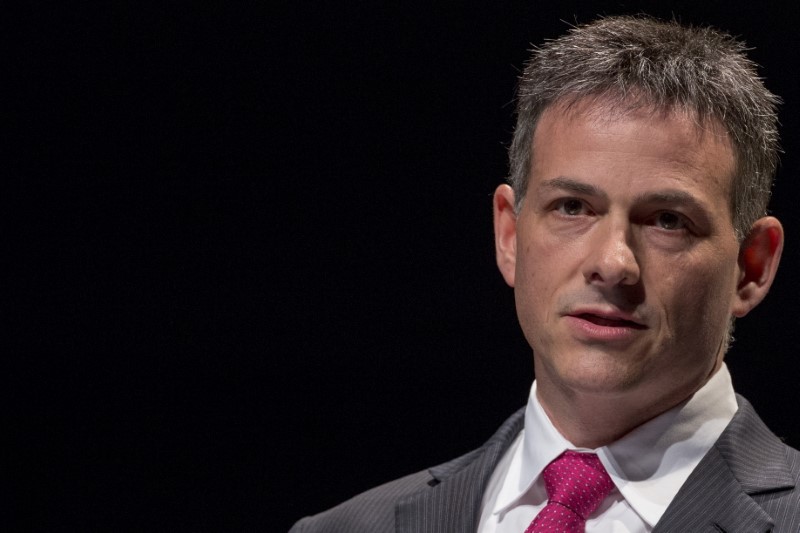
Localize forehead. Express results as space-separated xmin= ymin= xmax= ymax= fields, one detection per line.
xmin=530 ymin=98 xmax=736 ymax=198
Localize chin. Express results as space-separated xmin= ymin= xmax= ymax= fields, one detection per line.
xmin=545 ymin=353 xmax=651 ymax=396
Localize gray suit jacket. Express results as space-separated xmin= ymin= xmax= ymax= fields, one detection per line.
xmin=291 ymin=395 xmax=800 ymax=532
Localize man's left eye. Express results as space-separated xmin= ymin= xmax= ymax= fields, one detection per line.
xmin=655 ymin=212 xmax=685 ymax=230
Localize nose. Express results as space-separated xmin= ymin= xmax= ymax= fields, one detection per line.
xmin=583 ymin=220 xmax=641 ymax=287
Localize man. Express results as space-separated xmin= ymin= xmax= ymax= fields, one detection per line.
xmin=291 ymin=15 xmax=799 ymax=532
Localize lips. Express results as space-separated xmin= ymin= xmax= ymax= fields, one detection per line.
xmin=574 ymin=313 xmax=646 ymax=329
xmin=564 ymin=311 xmax=647 ymax=343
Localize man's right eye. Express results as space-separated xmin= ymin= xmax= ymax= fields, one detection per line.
xmin=556 ymin=198 xmax=586 ymax=216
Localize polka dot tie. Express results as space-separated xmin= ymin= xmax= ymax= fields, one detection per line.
xmin=524 ymin=451 xmax=614 ymax=533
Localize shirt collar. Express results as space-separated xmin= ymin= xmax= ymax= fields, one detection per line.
xmin=492 ymin=364 xmax=737 ymax=527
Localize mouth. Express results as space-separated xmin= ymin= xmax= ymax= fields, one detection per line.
xmin=573 ymin=313 xmax=646 ymax=329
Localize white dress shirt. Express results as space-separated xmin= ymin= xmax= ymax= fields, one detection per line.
xmin=477 ymin=364 xmax=738 ymax=533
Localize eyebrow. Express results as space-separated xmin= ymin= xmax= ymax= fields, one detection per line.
xmin=633 ymin=190 xmax=703 ymax=208
xmin=539 ymin=177 xmax=607 ymax=199
xmin=540 ymin=176 xmax=708 ymax=211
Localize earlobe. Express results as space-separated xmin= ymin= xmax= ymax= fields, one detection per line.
xmin=493 ymin=184 xmax=518 ymax=287
xmin=732 ymin=216 xmax=784 ymax=317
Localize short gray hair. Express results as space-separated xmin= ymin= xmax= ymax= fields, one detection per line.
xmin=509 ymin=15 xmax=781 ymax=240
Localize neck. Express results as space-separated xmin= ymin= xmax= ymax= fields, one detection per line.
xmin=534 ymin=365 xmax=721 ymax=449
xmin=536 ymin=388 xmax=668 ymax=449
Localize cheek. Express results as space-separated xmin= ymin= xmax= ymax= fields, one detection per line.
xmin=513 ymin=238 xmax=576 ymax=343
xmin=514 ymin=249 xmax=543 ymax=319
xmin=516 ymin=238 xmax=563 ymax=293
xmin=660 ymin=260 xmax=736 ymax=338
xmin=513 ymin=245 xmax=553 ymax=337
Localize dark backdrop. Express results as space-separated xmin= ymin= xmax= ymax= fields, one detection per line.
xmin=14 ymin=1 xmax=800 ymax=531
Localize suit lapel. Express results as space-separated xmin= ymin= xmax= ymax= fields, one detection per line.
xmin=395 ymin=408 xmax=525 ymax=533
xmin=654 ymin=395 xmax=794 ymax=533
xmin=652 ymin=445 xmax=774 ymax=532
xmin=391 ymin=396 xmax=794 ymax=532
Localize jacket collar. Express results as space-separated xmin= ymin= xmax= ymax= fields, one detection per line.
xmin=395 ymin=408 xmax=525 ymax=533
xmin=653 ymin=395 xmax=795 ymax=533
xmin=394 ymin=395 xmax=795 ymax=533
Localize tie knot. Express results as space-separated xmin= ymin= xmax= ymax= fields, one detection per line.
xmin=542 ymin=451 xmax=614 ymax=520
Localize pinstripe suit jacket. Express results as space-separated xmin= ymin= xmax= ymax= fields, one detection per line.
xmin=290 ymin=395 xmax=800 ymax=532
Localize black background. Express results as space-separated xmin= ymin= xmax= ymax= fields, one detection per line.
xmin=13 ymin=1 xmax=800 ymax=531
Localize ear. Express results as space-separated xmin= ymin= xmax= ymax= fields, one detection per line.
xmin=731 ymin=216 xmax=784 ymax=318
xmin=493 ymin=184 xmax=518 ymax=287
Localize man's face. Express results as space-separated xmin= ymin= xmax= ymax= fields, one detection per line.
xmin=500 ymin=100 xmax=746 ymax=411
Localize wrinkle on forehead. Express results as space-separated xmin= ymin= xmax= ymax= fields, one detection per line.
xmin=550 ymin=93 xmax=734 ymax=152
xmin=533 ymin=95 xmax=737 ymax=202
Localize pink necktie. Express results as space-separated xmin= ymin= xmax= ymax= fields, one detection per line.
xmin=525 ymin=451 xmax=614 ymax=533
